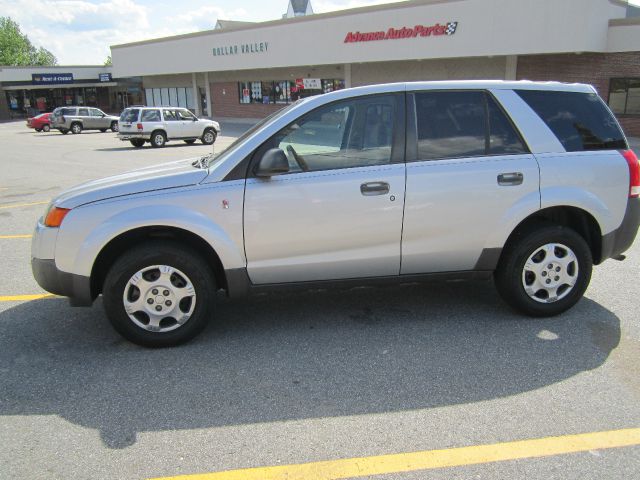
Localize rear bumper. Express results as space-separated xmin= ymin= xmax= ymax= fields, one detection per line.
xmin=31 ymin=258 xmax=93 ymax=307
xmin=118 ymin=132 xmax=150 ymax=141
xmin=601 ymin=198 xmax=640 ymax=261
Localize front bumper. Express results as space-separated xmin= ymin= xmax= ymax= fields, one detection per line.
xmin=31 ymin=257 xmax=93 ymax=306
xmin=601 ymin=198 xmax=640 ymax=262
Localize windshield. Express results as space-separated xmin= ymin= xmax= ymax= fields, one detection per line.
xmin=203 ymin=100 xmax=305 ymax=168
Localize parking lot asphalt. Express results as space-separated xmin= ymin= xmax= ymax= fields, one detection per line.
xmin=0 ymin=120 xmax=639 ymax=479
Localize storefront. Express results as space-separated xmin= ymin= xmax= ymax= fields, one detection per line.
xmin=0 ymin=66 xmax=142 ymax=119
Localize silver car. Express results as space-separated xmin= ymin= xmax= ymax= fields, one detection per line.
xmin=32 ymin=81 xmax=640 ymax=347
xmin=50 ymin=106 xmax=120 ymax=135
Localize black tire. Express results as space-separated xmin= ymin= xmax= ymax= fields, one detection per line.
xmin=70 ymin=122 xmax=82 ymax=134
xmin=184 ymin=139 xmax=196 ymax=144
xmin=42 ymin=124 xmax=50 ymax=132
xmin=201 ymin=128 xmax=217 ymax=145
xmin=60 ymin=129 xmax=69 ymax=135
xmin=111 ymin=121 xmax=119 ymax=132
xmin=35 ymin=128 xmax=42 ymax=132
xmin=150 ymin=130 xmax=166 ymax=148
xmin=102 ymin=241 xmax=216 ymax=347
xmin=494 ymin=224 xmax=592 ymax=317
xmin=130 ymin=139 xmax=145 ymax=148
xmin=100 ymin=129 xmax=107 ymax=133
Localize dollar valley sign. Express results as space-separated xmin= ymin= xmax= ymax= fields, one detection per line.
xmin=344 ymin=22 xmax=458 ymax=43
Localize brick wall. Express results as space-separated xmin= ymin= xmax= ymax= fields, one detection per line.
xmin=517 ymin=52 xmax=640 ymax=137
xmin=211 ymin=81 xmax=286 ymax=118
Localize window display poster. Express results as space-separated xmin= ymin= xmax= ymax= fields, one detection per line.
xmin=36 ymin=97 xmax=46 ymax=111
xmin=303 ymin=78 xmax=322 ymax=90
xmin=9 ymin=96 xmax=18 ymax=109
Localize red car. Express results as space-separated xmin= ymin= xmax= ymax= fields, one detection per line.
xmin=27 ymin=113 xmax=52 ymax=132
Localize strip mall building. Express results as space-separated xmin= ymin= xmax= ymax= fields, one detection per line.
xmin=111 ymin=0 xmax=640 ymax=134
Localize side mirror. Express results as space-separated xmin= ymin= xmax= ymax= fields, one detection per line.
xmin=255 ymin=148 xmax=289 ymax=177
xmin=192 ymin=117 xmax=197 ymax=121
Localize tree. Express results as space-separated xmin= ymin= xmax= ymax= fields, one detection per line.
xmin=0 ymin=17 xmax=58 ymax=66
xmin=104 ymin=55 xmax=112 ymax=66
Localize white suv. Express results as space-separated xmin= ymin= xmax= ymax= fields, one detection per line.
xmin=117 ymin=106 xmax=220 ymax=148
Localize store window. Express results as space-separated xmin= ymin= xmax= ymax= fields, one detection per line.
xmin=238 ymin=79 xmax=344 ymax=105
xmin=144 ymin=87 xmax=195 ymax=110
xmin=608 ymin=78 xmax=640 ymax=115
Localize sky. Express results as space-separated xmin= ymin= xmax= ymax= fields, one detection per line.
xmin=2 ymin=0 xmax=640 ymax=66
xmin=0 ymin=0 xmax=396 ymax=65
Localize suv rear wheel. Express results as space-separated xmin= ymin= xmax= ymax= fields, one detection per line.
xmin=130 ymin=139 xmax=145 ymax=148
xmin=494 ymin=225 xmax=592 ymax=317
xmin=201 ymin=128 xmax=216 ymax=145
xmin=102 ymin=241 xmax=215 ymax=347
xmin=70 ymin=122 xmax=82 ymax=134
xmin=150 ymin=131 xmax=166 ymax=148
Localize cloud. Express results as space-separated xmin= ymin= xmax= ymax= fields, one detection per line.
xmin=176 ymin=6 xmax=249 ymax=31
xmin=313 ymin=0 xmax=404 ymax=14
xmin=0 ymin=0 xmax=153 ymax=63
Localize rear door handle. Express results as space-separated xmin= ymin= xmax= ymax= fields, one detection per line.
xmin=360 ymin=181 xmax=390 ymax=196
xmin=497 ymin=172 xmax=523 ymax=186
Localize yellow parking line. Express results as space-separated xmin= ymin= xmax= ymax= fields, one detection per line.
xmin=150 ymin=428 xmax=640 ymax=480
xmin=0 ymin=234 xmax=32 ymax=239
xmin=0 ymin=201 xmax=48 ymax=210
xmin=0 ymin=294 xmax=54 ymax=302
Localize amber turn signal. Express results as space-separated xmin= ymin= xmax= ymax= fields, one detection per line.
xmin=44 ymin=207 xmax=70 ymax=227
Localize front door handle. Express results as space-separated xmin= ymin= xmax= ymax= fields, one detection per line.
xmin=497 ymin=172 xmax=523 ymax=186
xmin=360 ymin=181 xmax=390 ymax=196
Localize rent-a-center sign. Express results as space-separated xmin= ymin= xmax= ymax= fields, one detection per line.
xmin=344 ymin=21 xmax=458 ymax=43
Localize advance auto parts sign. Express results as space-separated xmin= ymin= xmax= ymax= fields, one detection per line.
xmin=344 ymin=22 xmax=458 ymax=43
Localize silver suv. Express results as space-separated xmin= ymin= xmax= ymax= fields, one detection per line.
xmin=117 ymin=106 xmax=220 ymax=148
xmin=32 ymin=81 xmax=640 ymax=347
xmin=50 ymin=106 xmax=120 ymax=135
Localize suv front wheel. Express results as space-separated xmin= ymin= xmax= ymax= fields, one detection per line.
xmin=102 ymin=241 xmax=215 ymax=347
xmin=494 ymin=224 xmax=592 ymax=317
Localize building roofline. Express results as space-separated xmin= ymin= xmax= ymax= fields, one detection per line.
xmin=0 ymin=65 xmax=111 ymax=69
xmin=609 ymin=16 xmax=640 ymax=25
xmin=111 ymin=0 xmax=459 ymax=49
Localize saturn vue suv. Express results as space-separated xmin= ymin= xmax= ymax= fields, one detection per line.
xmin=31 ymin=81 xmax=640 ymax=347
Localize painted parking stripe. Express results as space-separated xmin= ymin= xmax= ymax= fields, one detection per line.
xmin=150 ymin=428 xmax=640 ymax=480
xmin=0 ymin=200 xmax=48 ymax=210
xmin=0 ymin=294 xmax=54 ymax=302
xmin=0 ymin=234 xmax=32 ymax=239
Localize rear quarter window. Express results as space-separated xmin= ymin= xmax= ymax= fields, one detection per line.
xmin=516 ymin=90 xmax=627 ymax=152
xmin=120 ymin=109 xmax=139 ymax=122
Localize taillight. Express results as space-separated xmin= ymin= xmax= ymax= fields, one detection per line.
xmin=60 ymin=116 xmax=65 ymax=122
xmin=621 ymin=149 xmax=640 ymax=198
xmin=136 ymin=123 xmax=143 ymax=131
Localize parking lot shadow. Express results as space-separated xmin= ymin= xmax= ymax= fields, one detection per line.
xmin=0 ymin=280 xmax=620 ymax=449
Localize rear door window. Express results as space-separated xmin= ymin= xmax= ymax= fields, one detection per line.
xmin=163 ymin=109 xmax=178 ymax=121
xmin=78 ymin=108 xmax=89 ymax=116
xmin=515 ymin=90 xmax=626 ymax=151
xmin=414 ymin=91 xmax=528 ymax=161
xmin=415 ymin=91 xmax=487 ymax=160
